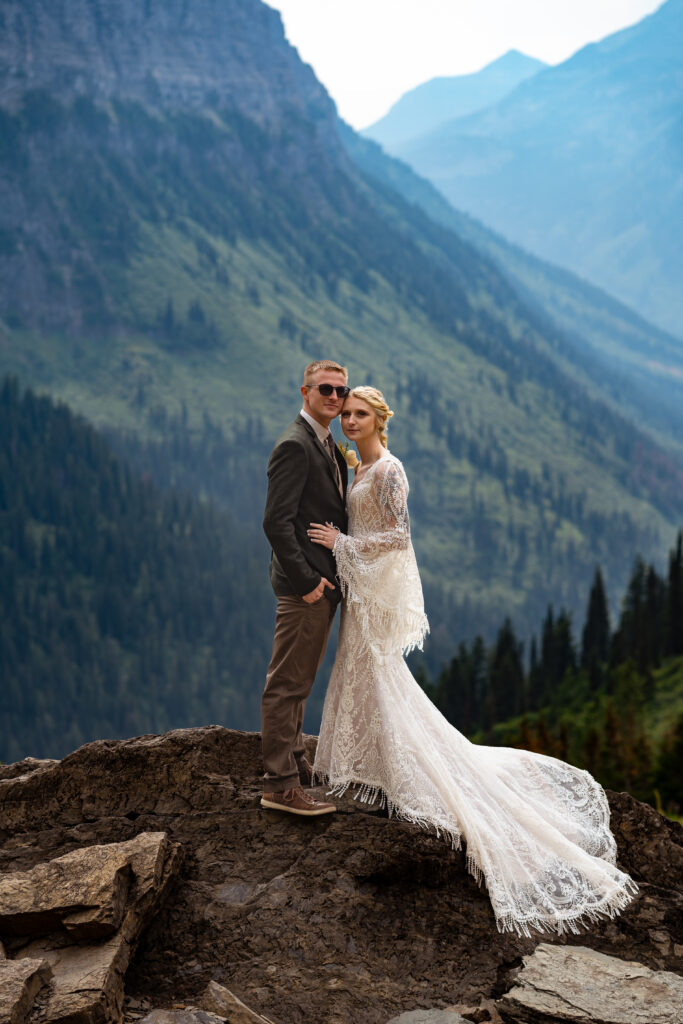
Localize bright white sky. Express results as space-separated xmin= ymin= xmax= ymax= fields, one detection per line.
xmin=269 ymin=0 xmax=664 ymax=128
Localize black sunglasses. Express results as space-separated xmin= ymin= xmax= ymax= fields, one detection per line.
xmin=307 ymin=383 xmax=350 ymax=398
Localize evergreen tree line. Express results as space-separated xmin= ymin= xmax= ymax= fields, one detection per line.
xmin=427 ymin=547 xmax=683 ymax=813
xmin=0 ymin=377 xmax=274 ymax=763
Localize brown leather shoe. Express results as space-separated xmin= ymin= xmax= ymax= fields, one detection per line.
xmin=297 ymin=756 xmax=315 ymax=787
xmin=261 ymin=786 xmax=335 ymax=816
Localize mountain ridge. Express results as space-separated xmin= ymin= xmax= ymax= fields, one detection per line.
xmin=386 ymin=0 xmax=683 ymax=337
xmin=363 ymin=48 xmax=546 ymax=150
xmin=0 ymin=0 xmax=338 ymax=133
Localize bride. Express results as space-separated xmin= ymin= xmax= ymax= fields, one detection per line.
xmin=307 ymin=385 xmax=637 ymax=938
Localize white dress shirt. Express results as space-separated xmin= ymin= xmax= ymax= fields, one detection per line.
xmin=300 ymin=408 xmax=332 ymax=445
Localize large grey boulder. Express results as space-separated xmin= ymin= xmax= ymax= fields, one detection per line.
xmin=5 ymin=833 xmax=180 ymax=1024
xmin=496 ymin=943 xmax=683 ymax=1023
xmin=0 ymin=844 xmax=133 ymax=939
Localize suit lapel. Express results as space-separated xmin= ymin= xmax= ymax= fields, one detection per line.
xmin=296 ymin=414 xmax=346 ymax=500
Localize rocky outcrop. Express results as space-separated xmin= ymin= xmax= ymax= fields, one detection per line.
xmin=0 ymin=958 xmax=52 ymax=1024
xmin=0 ymin=0 xmax=336 ymax=129
xmin=0 ymin=727 xmax=681 ymax=1024
xmin=0 ymin=0 xmax=350 ymax=333
xmin=0 ymin=834 xmax=181 ymax=1024
xmin=1 ymin=841 xmax=138 ymax=939
xmin=496 ymin=943 xmax=683 ymax=1023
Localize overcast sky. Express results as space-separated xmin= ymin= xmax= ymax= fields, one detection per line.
xmin=269 ymin=0 xmax=664 ymax=128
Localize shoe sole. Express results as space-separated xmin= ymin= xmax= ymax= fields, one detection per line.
xmin=260 ymin=797 xmax=335 ymax=816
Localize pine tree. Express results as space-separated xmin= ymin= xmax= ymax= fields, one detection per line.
xmin=435 ymin=651 xmax=468 ymax=731
xmin=527 ymin=635 xmax=543 ymax=710
xmin=655 ymin=713 xmax=683 ymax=811
xmin=554 ymin=611 xmax=577 ymax=684
xmin=538 ymin=605 xmax=576 ymax=704
xmin=643 ymin=565 xmax=665 ymax=670
xmin=666 ymin=531 xmax=683 ymax=656
xmin=581 ymin=567 xmax=610 ymax=669
xmin=488 ymin=617 xmax=525 ymax=721
xmin=612 ymin=557 xmax=645 ymax=666
xmin=537 ymin=604 xmax=555 ymax=707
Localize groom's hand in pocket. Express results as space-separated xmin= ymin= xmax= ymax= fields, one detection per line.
xmin=302 ymin=577 xmax=334 ymax=604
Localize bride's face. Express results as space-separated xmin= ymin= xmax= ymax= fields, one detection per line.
xmin=341 ymin=396 xmax=378 ymax=442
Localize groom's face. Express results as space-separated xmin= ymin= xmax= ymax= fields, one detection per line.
xmin=301 ymin=370 xmax=348 ymax=426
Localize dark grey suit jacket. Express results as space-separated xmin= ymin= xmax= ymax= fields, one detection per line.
xmin=263 ymin=414 xmax=349 ymax=606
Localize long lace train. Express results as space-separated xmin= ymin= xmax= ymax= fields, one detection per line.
xmin=313 ymin=452 xmax=637 ymax=937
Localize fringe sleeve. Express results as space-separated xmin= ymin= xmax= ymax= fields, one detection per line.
xmin=333 ymin=456 xmax=428 ymax=657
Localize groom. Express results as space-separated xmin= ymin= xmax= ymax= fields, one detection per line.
xmin=261 ymin=360 xmax=350 ymax=815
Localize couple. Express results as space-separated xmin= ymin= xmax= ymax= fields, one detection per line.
xmin=261 ymin=359 xmax=637 ymax=937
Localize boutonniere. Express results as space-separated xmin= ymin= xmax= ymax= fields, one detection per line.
xmin=338 ymin=440 xmax=359 ymax=469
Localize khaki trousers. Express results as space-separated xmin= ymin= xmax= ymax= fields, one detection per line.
xmin=261 ymin=594 xmax=336 ymax=791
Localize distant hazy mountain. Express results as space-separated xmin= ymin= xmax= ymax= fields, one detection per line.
xmin=363 ymin=50 xmax=546 ymax=151
xmin=391 ymin=0 xmax=683 ymax=338
xmin=342 ymin=123 xmax=683 ymax=450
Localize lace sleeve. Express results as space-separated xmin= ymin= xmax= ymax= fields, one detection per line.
xmin=332 ymin=455 xmax=428 ymax=656
xmin=334 ymin=459 xmax=410 ymax=564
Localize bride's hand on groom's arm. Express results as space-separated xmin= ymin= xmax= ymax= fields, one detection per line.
xmin=308 ymin=521 xmax=341 ymax=550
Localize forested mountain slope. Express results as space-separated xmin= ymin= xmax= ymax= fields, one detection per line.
xmin=0 ymin=377 xmax=273 ymax=762
xmin=1 ymin=0 xmax=683 ymax=667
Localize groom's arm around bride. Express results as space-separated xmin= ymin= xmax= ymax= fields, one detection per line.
xmin=260 ymin=360 xmax=349 ymax=816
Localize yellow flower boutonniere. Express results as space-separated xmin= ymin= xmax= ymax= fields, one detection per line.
xmin=338 ymin=440 xmax=359 ymax=469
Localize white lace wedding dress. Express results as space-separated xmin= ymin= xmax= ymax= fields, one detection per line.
xmin=313 ymin=451 xmax=637 ymax=937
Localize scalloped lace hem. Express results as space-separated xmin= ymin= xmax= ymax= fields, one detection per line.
xmin=315 ymin=771 xmax=639 ymax=939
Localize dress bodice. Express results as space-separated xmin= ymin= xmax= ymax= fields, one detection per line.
xmin=345 ymin=453 xmax=410 ymax=552
xmin=332 ymin=452 xmax=427 ymax=658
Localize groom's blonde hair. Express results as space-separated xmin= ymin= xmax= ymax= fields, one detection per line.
xmin=349 ymin=386 xmax=394 ymax=448
xmin=303 ymin=360 xmax=348 ymax=385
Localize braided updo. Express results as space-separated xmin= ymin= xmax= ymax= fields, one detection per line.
xmin=348 ymin=386 xmax=394 ymax=448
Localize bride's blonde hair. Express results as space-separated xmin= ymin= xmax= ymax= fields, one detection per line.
xmin=348 ymin=386 xmax=394 ymax=448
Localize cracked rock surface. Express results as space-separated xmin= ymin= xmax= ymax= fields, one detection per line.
xmin=0 ymin=843 xmax=135 ymax=939
xmin=0 ymin=957 xmax=52 ymax=1024
xmin=496 ymin=943 xmax=683 ymax=1023
xmin=0 ymin=833 xmax=180 ymax=1024
xmin=0 ymin=726 xmax=681 ymax=1024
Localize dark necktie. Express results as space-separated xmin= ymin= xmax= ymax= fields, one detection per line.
xmin=324 ymin=433 xmax=343 ymax=496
